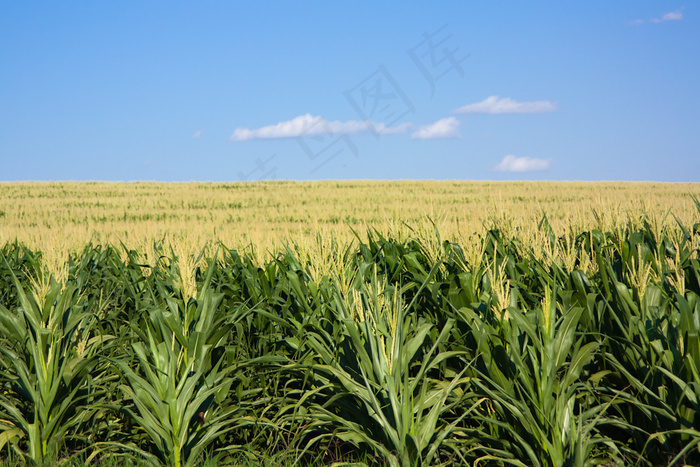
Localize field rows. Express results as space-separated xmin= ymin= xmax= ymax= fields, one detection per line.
xmin=2 ymin=181 xmax=699 ymax=259
xmin=1 ymin=199 xmax=700 ymax=465
xmin=2 ymin=182 xmax=700 ymax=465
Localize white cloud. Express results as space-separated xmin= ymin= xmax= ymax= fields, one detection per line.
xmin=411 ymin=117 xmax=460 ymax=139
xmin=495 ymin=155 xmax=551 ymax=172
xmin=454 ymin=96 xmax=557 ymax=114
xmin=230 ymin=114 xmax=411 ymax=141
xmin=192 ymin=130 xmax=203 ymax=138
xmin=652 ymin=9 xmax=683 ymax=23
xmin=636 ymin=9 xmax=684 ymax=25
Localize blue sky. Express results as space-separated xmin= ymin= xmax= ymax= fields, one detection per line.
xmin=1 ymin=2 xmax=698 ymax=182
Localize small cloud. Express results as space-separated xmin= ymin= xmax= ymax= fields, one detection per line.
xmin=652 ymin=9 xmax=683 ymax=23
xmin=192 ymin=130 xmax=203 ymax=138
xmin=141 ymin=160 xmax=154 ymax=167
xmin=411 ymin=117 xmax=460 ymax=139
xmin=454 ymin=96 xmax=557 ymax=114
xmin=495 ymin=155 xmax=551 ymax=172
xmin=230 ymin=114 xmax=411 ymax=141
xmin=635 ymin=9 xmax=684 ymax=25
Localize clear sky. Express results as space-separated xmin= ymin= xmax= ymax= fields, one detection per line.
xmin=1 ymin=2 xmax=698 ymax=182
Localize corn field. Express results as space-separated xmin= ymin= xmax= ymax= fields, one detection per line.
xmin=2 ymin=181 xmax=699 ymax=257
xmin=2 ymin=192 xmax=700 ymax=465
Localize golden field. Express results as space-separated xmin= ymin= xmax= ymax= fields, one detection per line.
xmin=1 ymin=180 xmax=699 ymax=263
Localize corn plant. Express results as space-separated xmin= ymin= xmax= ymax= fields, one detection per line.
xmin=0 ymin=260 xmax=112 ymax=464
xmin=277 ymin=259 xmax=483 ymax=466
xmin=589 ymin=221 xmax=700 ymax=464
xmin=461 ymin=277 xmax=626 ymax=466
xmin=106 ymin=255 xmax=251 ymax=467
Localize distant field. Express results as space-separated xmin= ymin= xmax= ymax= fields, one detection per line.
xmin=1 ymin=181 xmax=699 ymax=257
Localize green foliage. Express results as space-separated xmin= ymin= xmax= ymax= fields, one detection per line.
xmin=2 ymin=211 xmax=700 ymax=465
xmin=0 ymin=255 xmax=114 ymax=464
